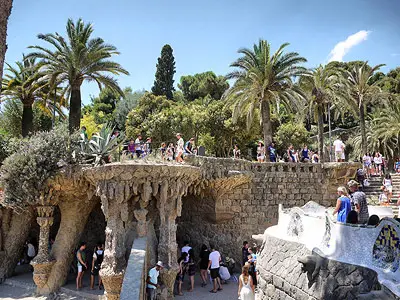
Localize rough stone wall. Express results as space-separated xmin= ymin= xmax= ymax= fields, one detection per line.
xmin=0 ymin=206 xmax=35 ymax=282
xmin=178 ymin=158 xmax=360 ymax=266
xmin=256 ymin=235 xmax=391 ymax=300
xmin=178 ymin=162 xmax=326 ymax=265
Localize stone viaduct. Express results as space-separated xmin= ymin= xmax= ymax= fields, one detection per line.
xmin=0 ymin=157 xmax=359 ymax=299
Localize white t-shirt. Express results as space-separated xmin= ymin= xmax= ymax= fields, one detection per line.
xmin=333 ymin=140 xmax=344 ymax=152
xmin=135 ymin=138 xmax=142 ymax=150
xmin=147 ymin=267 xmax=159 ymax=289
xmin=177 ymin=138 xmax=184 ymax=152
xmin=181 ymin=246 xmax=192 ymax=262
xmin=209 ymin=250 xmax=221 ymax=269
xmin=374 ymin=156 xmax=382 ymax=164
xmin=27 ymin=243 xmax=36 ymax=258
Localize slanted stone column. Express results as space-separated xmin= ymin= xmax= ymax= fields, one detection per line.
xmin=31 ymin=205 xmax=56 ymax=289
xmin=157 ymin=180 xmax=183 ymax=299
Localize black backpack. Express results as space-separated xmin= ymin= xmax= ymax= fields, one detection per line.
xmin=94 ymin=251 xmax=104 ymax=269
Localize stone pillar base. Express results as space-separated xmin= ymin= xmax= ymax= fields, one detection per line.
xmin=160 ymin=266 xmax=179 ymax=299
xmin=31 ymin=259 xmax=56 ymax=289
xmin=101 ymin=273 xmax=124 ymax=300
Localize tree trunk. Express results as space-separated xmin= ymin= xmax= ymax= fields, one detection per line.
xmin=0 ymin=0 xmax=12 ymax=87
xmin=359 ymin=103 xmax=367 ymax=154
xmin=261 ymin=99 xmax=272 ymax=147
xmin=317 ymin=104 xmax=325 ymax=163
xmin=68 ymin=86 xmax=82 ymax=134
xmin=22 ymin=102 xmax=33 ymax=137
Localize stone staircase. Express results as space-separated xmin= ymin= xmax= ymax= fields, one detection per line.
xmin=363 ymin=173 xmax=400 ymax=217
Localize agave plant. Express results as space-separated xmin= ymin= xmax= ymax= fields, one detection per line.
xmin=82 ymin=123 xmax=124 ymax=166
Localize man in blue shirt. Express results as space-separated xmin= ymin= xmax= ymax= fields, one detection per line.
xmin=268 ymin=143 xmax=277 ymax=162
xmin=146 ymin=261 xmax=163 ymax=300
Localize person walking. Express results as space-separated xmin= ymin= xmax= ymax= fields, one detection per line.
xmin=90 ymin=243 xmax=104 ymax=290
xmin=176 ymin=252 xmax=188 ymax=296
xmin=146 ymin=261 xmax=164 ymax=300
xmin=242 ymin=241 xmax=249 ymax=266
xmin=181 ymin=241 xmax=192 ymax=263
xmin=348 ymin=180 xmax=369 ymax=224
xmin=208 ymin=244 xmax=223 ymax=293
xmin=176 ymin=133 xmax=184 ymax=163
xmin=268 ymin=143 xmax=276 ymax=162
xmin=332 ymin=187 xmax=352 ymax=223
xmin=199 ymin=244 xmax=210 ymax=287
xmin=238 ymin=265 xmax=255 ymax=300
xmin=333 ymin=138 xmax=345 ymax=162
xmin=257 ymin=141 xmax=265 ymax=162
xmin=187 ymin=249 xmax=196 ymax=292
xmin=374 ymin=152 xmax=383 ymax=176
xmin=383 ymin=174 xmax=393 ymax=202
xmin=76 ymin=242 xmax=87 ymax=290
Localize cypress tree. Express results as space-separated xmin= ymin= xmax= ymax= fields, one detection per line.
xmin=151 ymin=44 xmax=176 ymax=100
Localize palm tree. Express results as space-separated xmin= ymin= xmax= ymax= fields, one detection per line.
xmin=0 ymin=0 xmax=13 ymax=85
xmin=27 ymin=18 xmax=129 ymax=133
xmin=341 ymin=62 xmax=385 ymax=154
xmin=224 ymin=40 xmax=308 ymax=147
xmin=299 ymin=65 xmax=345 ymax=162
xmin=1 ymin=55 xmax=49 ymax=136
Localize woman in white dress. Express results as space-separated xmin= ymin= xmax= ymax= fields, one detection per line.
xmin=238 ymin=265 xmax=254 ymax=300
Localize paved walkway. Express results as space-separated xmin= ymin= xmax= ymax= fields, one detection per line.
xmin=180 ymin=274 xmax=238 ymax=300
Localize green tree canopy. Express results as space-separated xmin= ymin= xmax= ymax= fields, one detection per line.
xmin=151 ymin=44 xmax=176 ymax=100
xmin=178 ymin=71 xmax=229 ymax=102
xmin=225 ymin=39 xmax=308 ymax=147
xmin=28 ymin=18 xmax=129 ymax=133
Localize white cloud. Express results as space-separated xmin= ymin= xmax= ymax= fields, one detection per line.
xmin=328 ymin=30 xmax=371 ymax=62
xmin=391 ymin=53 xmax=400 ymax=57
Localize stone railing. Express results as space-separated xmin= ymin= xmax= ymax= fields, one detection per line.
xmin=120 ymin=237 xmax=148 ymax=300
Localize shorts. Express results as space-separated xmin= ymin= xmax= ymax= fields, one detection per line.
xmin=188 ymin=267 xmax=195 ymax=277
xmin=335 ymin=151 xmax=342 ymax=161
xmin=257 ymin=155 xmax=265 ymax=160
xmin=176 ymin=274 xmax=184 ymax=282
xmin=77 ymin=265 xmax=86 ymax=273
xmin=269 ymin=156 xmax=276 ymax=162
xmin=210 ymin=268 xmax=220 ymax=279
xmin=386 ymin=186 xmax=393 ymax=193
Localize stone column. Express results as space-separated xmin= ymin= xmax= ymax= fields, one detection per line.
xmin=31 ymin=206 xmax=56 ymax=289
xmin=157 ymin=181 xmax=181 ymax=299
xmin=134 ymin=208 xmax=148 ymax=237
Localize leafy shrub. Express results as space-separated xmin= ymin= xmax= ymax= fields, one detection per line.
xmin=0 ymin=125 xmax=79 ymax=209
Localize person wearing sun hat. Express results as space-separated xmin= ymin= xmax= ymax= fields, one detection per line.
xmin=348 ymin=179 xmax=369 ymax=224
xmin=146 ymin=261 xmax=164 ymax=300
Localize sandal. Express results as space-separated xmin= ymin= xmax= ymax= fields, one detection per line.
xmin=210 ymin=290 xmax=217 ymax=293
xmin=217 ymin=288 xmax=223 ymax=291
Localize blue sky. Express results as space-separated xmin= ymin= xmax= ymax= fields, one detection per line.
xmin=5 ymin=0 xmax=400 ymax=104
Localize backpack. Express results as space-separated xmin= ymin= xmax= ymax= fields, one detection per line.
xmin=94 ymin=250 xmax=104 ymax=269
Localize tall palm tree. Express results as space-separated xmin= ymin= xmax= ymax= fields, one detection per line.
xmin=27 ymin=18 xmax=129 ymax=133
xmin=342 ymin=62 xmax=385 ymax=154
xmin=224 ymin=40 xmax=308 ymax=147
xmin=0 ymin=0 xmax=13 ymax=85
xmin=1 ymin=55 xmax=49 ymax=136
xmin=299 ymin=65 xmax=345 ymax=162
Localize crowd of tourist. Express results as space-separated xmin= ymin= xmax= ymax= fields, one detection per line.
xmin=333 ymin=179 xmax=382 ymax=225
xmin=145 ymin=240 xmax=260 ymax=299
